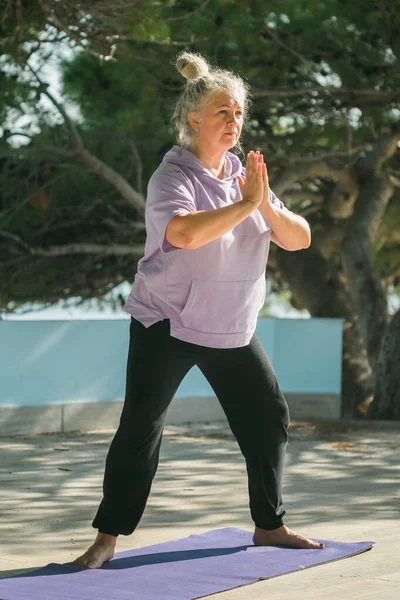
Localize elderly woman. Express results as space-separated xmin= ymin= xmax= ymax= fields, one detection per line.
xmin=74 ymin=51 xmax=323 ymax=569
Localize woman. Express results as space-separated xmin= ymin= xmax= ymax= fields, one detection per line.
xmin=74 ymin=51 xmax=323 ymax=569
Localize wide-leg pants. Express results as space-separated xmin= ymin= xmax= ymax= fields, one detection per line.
xmin=92 ymin=317 xmax=290 ymax=535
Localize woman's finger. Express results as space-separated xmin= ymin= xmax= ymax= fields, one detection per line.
xmin=262 ymin=162 xmax=269 ymax=184
xmin=261 ymin=163 xmax=270 ymax=203
xmin=246 ymin=151 xmax=254 ymax=178
xmin=249 ymin=152 xmax=258 ymax=183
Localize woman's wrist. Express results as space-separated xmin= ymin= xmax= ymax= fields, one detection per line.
xmin=241 ymin=197 xmax=261 ymax=209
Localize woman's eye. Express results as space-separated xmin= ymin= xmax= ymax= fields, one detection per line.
xmin=218 ymin=109 xmax=243 ymax=117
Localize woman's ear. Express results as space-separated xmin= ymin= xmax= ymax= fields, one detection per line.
xmin=188 ymin=111 xmax=200 ymax=132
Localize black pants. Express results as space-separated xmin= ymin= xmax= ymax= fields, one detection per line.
xmin=92 ymin=317 xmax=290 ymax=535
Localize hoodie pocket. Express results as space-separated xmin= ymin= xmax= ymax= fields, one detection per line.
xmin=179 ymin=277 xmax=266 ymax=334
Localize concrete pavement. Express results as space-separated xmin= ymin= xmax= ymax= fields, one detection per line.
xmin=1 ymin=419 xmax=399 ymax=599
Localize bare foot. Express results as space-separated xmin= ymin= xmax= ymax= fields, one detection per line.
xmin=253 ymin=525 xmax=324 ymax=549
xmin=72 ymin=533 xmax=117 ymax=569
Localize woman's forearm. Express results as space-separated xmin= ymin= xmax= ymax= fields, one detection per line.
xmin=258 ymin=203 xmax=311 ymax=250
xmin=166 ymin=200 xmax=257 ymax=250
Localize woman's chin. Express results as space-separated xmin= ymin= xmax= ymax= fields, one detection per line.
xmin=221 ymin=136 xmax=237 ymax=149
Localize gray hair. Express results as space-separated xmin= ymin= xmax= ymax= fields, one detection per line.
xmin=173 ymin=51 xmax=251 ymax=150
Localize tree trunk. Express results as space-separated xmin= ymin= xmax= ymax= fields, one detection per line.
xmin=341 ymin=174 xmax=393 ymax=371
xmin=276 ymin=246 xmax=374 ymax=417
xmin=367 ymin=308 xmax=400 ymax=420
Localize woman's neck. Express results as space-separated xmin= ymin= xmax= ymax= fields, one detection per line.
xmin=186 ymin=144 xmax=226 ymax=179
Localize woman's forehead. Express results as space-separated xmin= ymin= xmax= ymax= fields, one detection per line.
xmin=207 ymin=91 xmax=244 ymax=109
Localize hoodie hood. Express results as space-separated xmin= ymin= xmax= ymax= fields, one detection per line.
xmin=162 ymin=145 xmax=243 ymax=182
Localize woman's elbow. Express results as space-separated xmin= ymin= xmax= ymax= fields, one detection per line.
xmin=298 ymin=223 xmax=311 ymax=249
xmin=289 ymin=230 xmax=311 ymax=251
xmin=165 ymin=215 xmax=195 ymax=249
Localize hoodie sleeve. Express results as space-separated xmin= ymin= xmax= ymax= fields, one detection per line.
xmin=146 ymin=165 xmax=197 ymax=253
xmin=269 ymin=188 xmax=287 ymax=211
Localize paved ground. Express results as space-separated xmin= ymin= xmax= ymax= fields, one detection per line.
xmin=0 ymin=419 xmax=399 ymax=599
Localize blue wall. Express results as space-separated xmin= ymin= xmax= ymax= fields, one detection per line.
xmin=0 ymin=317 xmax=342 ymax=407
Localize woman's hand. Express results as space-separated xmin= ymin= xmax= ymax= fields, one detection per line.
xmin=257 ymin=151 xmax=272 ymax=213
xmin=237 ymin=151 xmax=264 ymax=207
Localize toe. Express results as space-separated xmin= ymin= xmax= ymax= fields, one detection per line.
xmin=309 ymin=540 xmax=324 ymax=549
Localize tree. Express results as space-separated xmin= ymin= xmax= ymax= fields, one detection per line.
xmin=1 ymin=0 xmax=399 ymax=417
xmin=369 ymin=307 xmax=400 ymax=419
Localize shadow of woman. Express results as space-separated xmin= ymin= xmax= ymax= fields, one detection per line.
xmin=2 ymin=545 xmax=252 ymax=578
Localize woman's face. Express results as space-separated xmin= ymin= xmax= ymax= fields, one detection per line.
xmin=190 ymin=91 xmax=244 ymax=151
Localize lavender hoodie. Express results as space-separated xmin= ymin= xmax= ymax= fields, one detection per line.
xmin=123 ymin=145 xmax=286 ymax=348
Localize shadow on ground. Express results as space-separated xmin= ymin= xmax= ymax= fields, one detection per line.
xmin=0 ymin=419 xmax=399 ymax=579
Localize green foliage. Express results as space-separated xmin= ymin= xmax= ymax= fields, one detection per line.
xmin=130 ymin=15 xmax=171 ymax=42
xmin=1 ymin=0 xmax=399 ymax=311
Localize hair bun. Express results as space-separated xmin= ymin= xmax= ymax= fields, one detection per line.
xmin=175 ymin=51 xmax=210 ymax=82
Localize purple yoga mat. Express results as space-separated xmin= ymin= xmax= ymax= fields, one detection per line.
xmin=0 ymin=527 xmax=373 ymax=600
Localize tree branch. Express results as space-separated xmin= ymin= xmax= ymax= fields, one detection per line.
xmin=261 ymin=25 xmax=308 ymax=64
xmin=31 ymin=33 xmax=70 ymax=44
xmin=356 ymin=125 xmax=400 ymax=176
xmin=290 ymin=145 xmax=371 ymax=163
xmin=15 ymin=0 xmax=24 ymax=63
xmin=281 ymin=190 xmax=325 ymax=205
xmin=272 ymin=128 xmax=400 ymax=220
xmin=31 ymin=242 xmax=145 ymax=257
xmin=23 ymin=65 xmax=146 ymax=214
xmin=271 ymin=157 xmax=361 ymax=219
xmin=253 ymin=86 xmax=400 ymax=102
xmin=271 ymin=158 xmax=356 ymax=196
xmin=2 ymin=0 xmax=12 ymax=28
xmin=1 ymin=145 xmax=77 ymax=158
xmin=388 ymin=174 xmax=400 ymax=187
xmin=301 ymin=204 xmax=324 ymax=217
xmin=130 ymin=140 xmax=143 ymax=194
xmin=27 ymin=61 xmax=84 ymax=151
xmin=3 ymin=131 xmax=34 ymax=140
xmin=0 ymin=230 xmax=31 ymax=251
xmin=1 ymin=171 xmax=70 ymax=225
xmin=104 ymin=34 xmax=202 ymax=47
xmin=79 ymin=148 xmax=146 ymax=214
xmin=39 ymin=1 xmax=117 ymax=62
xmin=165 ymin=0 xmax=212 ymax=21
